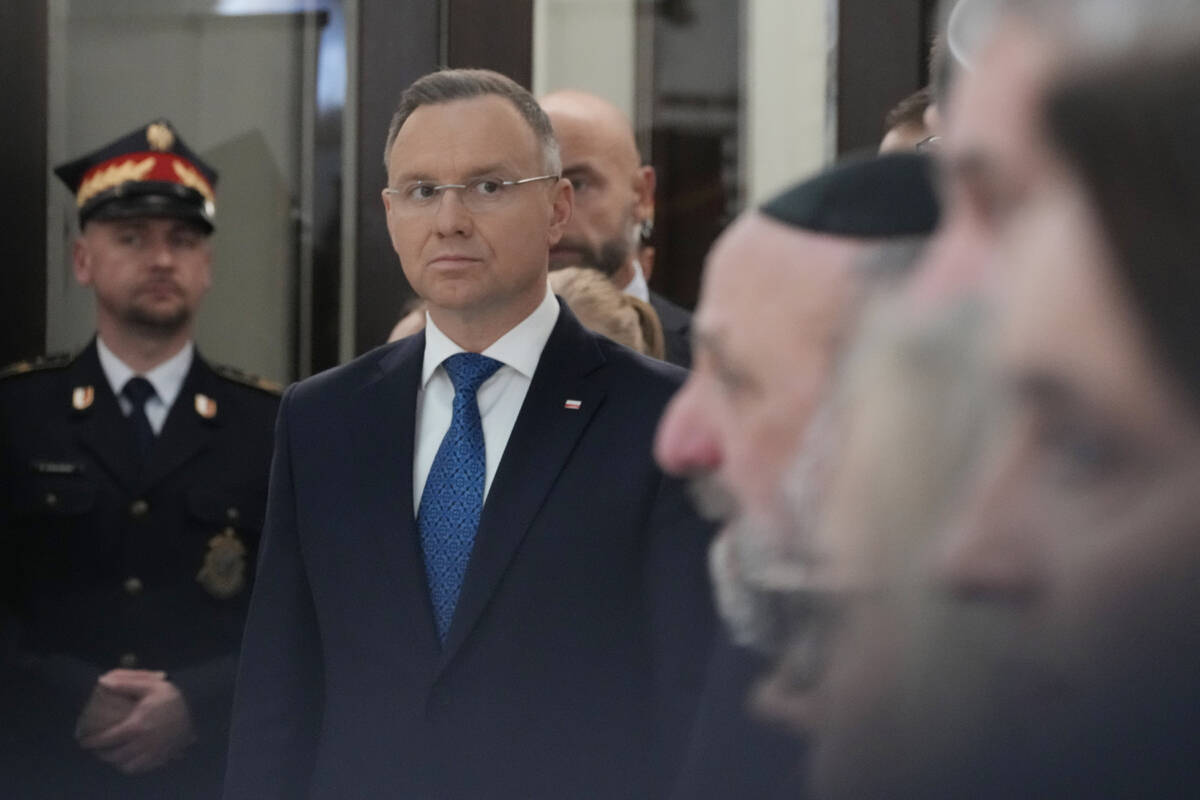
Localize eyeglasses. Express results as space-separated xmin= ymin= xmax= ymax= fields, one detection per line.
xmin=383 ymin=174 xmax=559 ymax=216
xmin=915 ymin=135 xmax=943 ymax=152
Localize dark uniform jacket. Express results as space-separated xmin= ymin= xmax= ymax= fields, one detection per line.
xmin=0 ymin=340 xmax=279 ymax=798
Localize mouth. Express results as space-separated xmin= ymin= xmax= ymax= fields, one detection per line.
xmin=427 ymin=255 xmax=483 ymax=268
xmin=137 ymin=280 xmax=183 ymax=299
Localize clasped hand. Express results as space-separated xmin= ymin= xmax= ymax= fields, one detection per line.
xmin=75 ymin=668 xmax=197 ymax=775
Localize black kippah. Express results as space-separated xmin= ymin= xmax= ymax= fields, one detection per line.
xmin=760 ymin=152 xmax=940 ymax=238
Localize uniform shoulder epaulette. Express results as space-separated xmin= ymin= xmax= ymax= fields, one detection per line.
xmin=212 ymin=363 xmax=284 ymax=396
xmin=0 ymin=352 xmax=75 ymax=381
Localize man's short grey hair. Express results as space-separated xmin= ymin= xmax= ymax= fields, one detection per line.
xmin=382 ymin=68 xmax=561 ymax=176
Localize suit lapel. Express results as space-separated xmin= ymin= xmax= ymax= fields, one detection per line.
xmin=69 ymin=342 xmax=141 ymax=492
xmin=355 ymin=334 xmax=443 ymax=652
xmin=440 ymin=304 xmax=607 ymax=665
xmin=139 ymin=355 xmax=217 ymax=490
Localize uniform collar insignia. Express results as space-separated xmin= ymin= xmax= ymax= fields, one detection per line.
xmin=72 ymin=385 xmax=94 ymax=411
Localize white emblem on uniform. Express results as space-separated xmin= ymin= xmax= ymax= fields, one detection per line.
xmin=72 ymin=385 xmax=94 ymax=411
xmin=194 ymin=393 xmax=217 ymax=419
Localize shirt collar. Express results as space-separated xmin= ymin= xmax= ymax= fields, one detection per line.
xmin=421 ymin=283 xmax=560 ymax=388
xmin=623 ymin=258 xmax=650 ymax=303
xmin=96 ymin=336 xmax=194 ymax=408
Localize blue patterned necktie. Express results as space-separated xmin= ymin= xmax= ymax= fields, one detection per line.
xmin=418 ymin=352 xmax=503 ymax=641
xmin=122 ymin=376 xmax=157 ymax=461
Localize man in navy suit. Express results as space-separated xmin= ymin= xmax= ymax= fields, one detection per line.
xmin=223 ymin=69 xmax=714 ymax=800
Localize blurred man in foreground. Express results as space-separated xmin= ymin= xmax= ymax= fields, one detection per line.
xmin=656 ymin=153 xmax=939 ymax=799
xmin=800 ymin=1 xmax=1200 ymax=797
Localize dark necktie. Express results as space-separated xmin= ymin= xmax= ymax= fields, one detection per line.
xmin=121 ymin=376 xmax=157 ymax=460
xmin=417 ymin=353 xmax=503 ymax=641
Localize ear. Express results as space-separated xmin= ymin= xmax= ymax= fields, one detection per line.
xmin=634 ymin=165 xmax=656 ymax=224
xmin=381 ymin=188 xmax=405 ymax=255
xmin=72 ymin=236 xmax=93 ymax=287
xmin=199 ymin=239 xmax=214 ymax=293
xmin=546 ymin=177 xmax=574 ymax=247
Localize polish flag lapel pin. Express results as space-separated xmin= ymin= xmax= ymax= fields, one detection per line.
xmin=563 ymin=399 xmax=582 ymax=411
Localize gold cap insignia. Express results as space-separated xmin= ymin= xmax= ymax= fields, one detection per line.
xmin=72 ymin=385 xmax=94 ymax=411
xmin=146 ymin=122 xmax=174 ymax=152
xmin=196 ymin=527 xmax=247 ymax=599
xmin=194 ymin=393 xmax=217 ymax=419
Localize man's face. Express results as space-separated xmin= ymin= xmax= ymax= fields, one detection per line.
xmin=905 ymin=21 xmax=1059 ymax=307
xmin=73 ymin=217 xmax=212 ymax=336
xmin=654 ymin=213 xmax=859 ymax=524
xmin=542 ymin=96 xmax=654 ymax=279
xmin=382 ymin=95 xmax=572 ymax=325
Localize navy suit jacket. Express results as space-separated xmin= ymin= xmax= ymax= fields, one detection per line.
xmin=648 ymin=290 xmax=692 ymax=370
xmin=224 ymin=302 xmax=715 ymax=799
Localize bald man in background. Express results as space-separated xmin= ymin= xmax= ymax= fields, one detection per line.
xmin=541 ymin=90 xmax=693 ymax=367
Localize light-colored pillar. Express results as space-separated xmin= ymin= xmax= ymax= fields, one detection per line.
xmin=744 ymin=0 xmax=838 ymax=204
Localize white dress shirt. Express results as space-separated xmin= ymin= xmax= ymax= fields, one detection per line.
xmin=622 ymin=259 xmax=650 ymax=302
xmin=413 ymin=285 xmax=561 ymax=512
xmin=96 ymin=336 xmax=193 ymax=435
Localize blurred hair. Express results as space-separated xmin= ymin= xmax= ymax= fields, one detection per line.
xmin=884 ymin=88 xmax=933 ymax=135
xmin=383 ymin=68 xmax=561 ymax=175
xmin=1044 ymin=39 xmax=1200 ymax=406
xmin=928 ymin=33 xmax=955 ymax=106
xmin=944 ymin=0 xmax=1200 ymax=76
xmin=549 ymin=267 xmax=665 ymax=359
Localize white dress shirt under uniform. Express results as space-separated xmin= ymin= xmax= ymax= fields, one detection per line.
xmin=413 ymin=285 xmax=560 ymax=512
xmin=96 ymin=336 xmax=193 ymax=435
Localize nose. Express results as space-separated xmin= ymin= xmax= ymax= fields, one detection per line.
xmin=432 ymin=187 xmax=474 ymax=238
xmin=931 ymin=440 xmax=1046 ymax=605
xmin=654 ymin=379 xmax=722 ymax=477
xmin=147 ymin=233 xmax=177 ymax=270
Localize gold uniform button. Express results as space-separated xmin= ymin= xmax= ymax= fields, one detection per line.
xmin=129 ymin=499 xmax=149 ymax=517
xmin=119 ymin=652 xmax=138 ymax=668
xmin=123 ymin=576 xmax=143 ymax=596
xmin=44 ymin=492 xmax=58 ymax=507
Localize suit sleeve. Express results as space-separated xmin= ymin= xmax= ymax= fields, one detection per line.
xmin=223 ymin=387 xmax=323 ymax=799
xmin=642 ymin=470 xmax=718 ymax=794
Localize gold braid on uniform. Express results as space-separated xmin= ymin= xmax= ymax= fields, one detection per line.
xmin=211 ymin=363 xmax=284 ymax=396
xmin=0 ymin=353 xmax=75 ymax=381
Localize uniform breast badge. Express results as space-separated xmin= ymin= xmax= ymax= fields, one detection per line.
xmin=196 ymin=527 xmax=247 ymax=599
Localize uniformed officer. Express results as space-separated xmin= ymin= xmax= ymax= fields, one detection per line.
xmin=0 ymin=120 xmax=280 ymax=798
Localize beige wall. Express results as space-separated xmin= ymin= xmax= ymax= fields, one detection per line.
xmin=745 ymin=0 xmax=837 ymax=204
xmin=532 ymin=0 xmax=637 ymax=116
